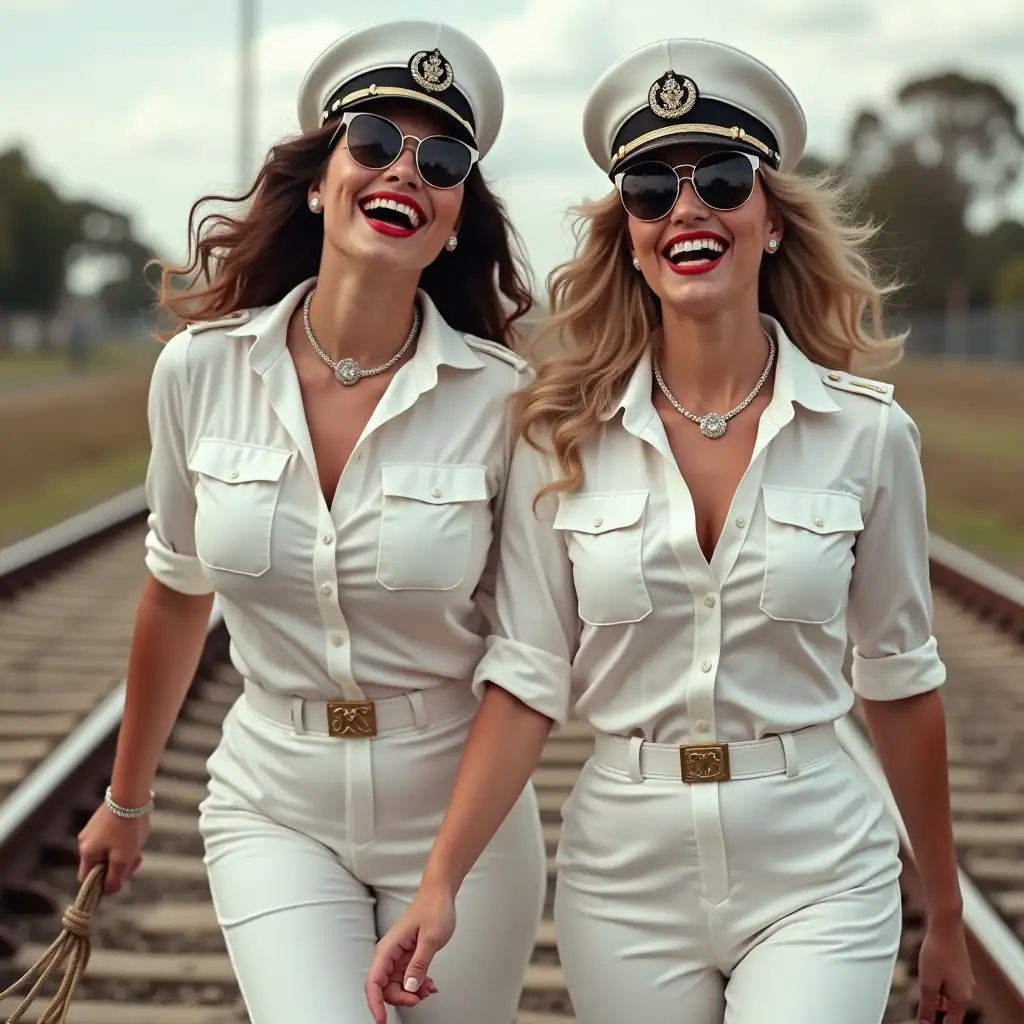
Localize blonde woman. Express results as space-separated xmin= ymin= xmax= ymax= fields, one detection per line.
xmin=367 ymin=37 xmax=973 ymax=1024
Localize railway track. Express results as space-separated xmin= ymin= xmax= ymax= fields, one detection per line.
xmin=1 ymin=492 xmax=1023 ymax=1023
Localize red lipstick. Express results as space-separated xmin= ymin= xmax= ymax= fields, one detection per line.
xmin=662 ymin=230 xmax=729 ymax=276
xmin=358 ymin=191 xmax=427 ymax=238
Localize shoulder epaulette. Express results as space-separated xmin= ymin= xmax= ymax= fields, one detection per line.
xmin=186 ymin=309 xmax=252 ymax=335
xmin=465 ymin=335 xmax=530 ymax=372
xmin=821 ymin=370 xmax=894 ymax=405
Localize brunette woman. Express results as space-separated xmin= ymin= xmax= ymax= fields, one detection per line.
xmin=76 ymin=18 xmax=546 ymax=1023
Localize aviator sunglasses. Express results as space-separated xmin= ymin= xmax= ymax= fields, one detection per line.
xmin=330 ymin=110 xmax=480 ymax=190
xmin=615 ymin=151 xmax=762 ymax=222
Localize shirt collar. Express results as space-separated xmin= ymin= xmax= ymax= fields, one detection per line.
xmin=762 ymin=313 xmax=841 ymax=418
xmin=598 ymin=345 xmax=655 ymax=436
xmin=229 ymin=276 xmax=485 ymax=378
xmin=598 ymin=313 xmax=840 ymax=427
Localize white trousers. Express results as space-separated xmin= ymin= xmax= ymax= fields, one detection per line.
xmin=554 ymin=732 xmax=903 ymax=1024
xmin=198 ymin=685 xmax=546 ymax=1024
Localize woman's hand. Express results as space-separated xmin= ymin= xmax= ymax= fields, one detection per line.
xmin=76 ymin=803 xmax=150 ymax=895
xmin=916 ymin=917 xmax=974 ymax=1024
xmin=364 ymin=885 xmax=455 ymax=1024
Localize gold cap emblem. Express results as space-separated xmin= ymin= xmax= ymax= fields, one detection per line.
xmin=648 ymin=71 xmax=698 ymax=120
xmin=409 ymin=48 xmax=454 ymax=93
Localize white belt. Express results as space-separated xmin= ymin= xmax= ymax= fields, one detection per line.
xmin=242 ymin=678 xmax=475 ymax=739
xmin=593 ymin=722 xmax=838 ymax=783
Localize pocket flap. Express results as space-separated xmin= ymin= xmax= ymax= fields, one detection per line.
xmin=188 ymin=439 xmax=291 ymax=484
xmin=762 ymin=487 xmax=863 ymax=534
xmin=553 ymin=491 xmax=649 ymax=534
xmin=381 ymin=463 xmax=490 ymax=505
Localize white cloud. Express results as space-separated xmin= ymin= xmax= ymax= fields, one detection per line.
xmin=1 ymin=0 xmax=1022 ymax=279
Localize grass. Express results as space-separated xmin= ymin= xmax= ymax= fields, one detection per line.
xmin=871 ymin=359 xmax=1024 ymax=575
xmin=0 ymin=449 xmax=150 ymax=545
xmin=0 ymin=370 xmax=152 ymax=546
xmin=0 ymin=351 xmax=1021 ymax=577
xmin=0 ymin=342 xmax=156 ymax=386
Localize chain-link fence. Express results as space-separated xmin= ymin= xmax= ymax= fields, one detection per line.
xmin=897 ymin=309 xmax=1024 ymax=362
xmin=3 ymin=306 xmax=1024 ymax=363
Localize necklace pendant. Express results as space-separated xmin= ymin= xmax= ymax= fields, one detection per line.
xmin=335 ymin=358 xmax=361 ymax=386
xmin=699 ymin=413 xmax=728 ymax=439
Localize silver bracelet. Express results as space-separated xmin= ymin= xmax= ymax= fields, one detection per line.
xmin=104 ymin=786 xmax=155 ymax=819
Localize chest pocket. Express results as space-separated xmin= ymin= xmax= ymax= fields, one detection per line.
xmin=553 ymin=491 xmax=651 ymax=627
xmin=376 ymin=463 xmax=490 ymax=591
xmin=188 ymin=439 xmax=291 ymax=577
xmin=760 ymin=487 xmax=863 ymax=625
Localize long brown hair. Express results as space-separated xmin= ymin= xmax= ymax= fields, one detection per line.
xmin=155 ymin=121 xmax=534 ymax=345
xmin=517 ymin=167 xmax=905 ymax=500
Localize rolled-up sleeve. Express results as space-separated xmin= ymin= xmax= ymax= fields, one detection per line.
xmin=848 ymin=400 xmax=945 ymax=700
xmin=143 ymin=331 xmax=212 ymax=596
xmin=471 ymin=434 xmax=579 ymax=724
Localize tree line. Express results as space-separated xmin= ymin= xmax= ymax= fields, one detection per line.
xmin=2 ymin=66 xmax=1024 ymax=317
xmin=798 ymin=69 xmax=1024 ymax=313
xmin=0 ymin=148 xmax=156 ymax=316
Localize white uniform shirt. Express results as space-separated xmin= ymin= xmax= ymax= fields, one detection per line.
xmin=144 ymin=277 xmax=530 ymax=703
xmin=473 ymin=316 xmax=946 ymax=743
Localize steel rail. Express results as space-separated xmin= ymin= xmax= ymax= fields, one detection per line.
xmin=1 ymin=496 xmax=1023 ymax=1018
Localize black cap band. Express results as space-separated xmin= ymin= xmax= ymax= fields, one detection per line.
xmin=611 ymin=90 xmax=780 ymax=175
xmin=320 ymin=60 xmax=476 ymax=144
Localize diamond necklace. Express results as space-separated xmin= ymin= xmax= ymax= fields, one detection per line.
xmin=653 ymin=329 xmax=776 ymax=439
xmin=301 ymin=288 xmax=421 ymax=386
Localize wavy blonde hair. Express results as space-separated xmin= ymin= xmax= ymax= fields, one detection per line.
xmin=515 ymin=167 xmax=905 ymax=499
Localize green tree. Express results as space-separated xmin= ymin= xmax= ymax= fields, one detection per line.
xmin=967 ymin=220 xmax=1024 ymax=306
xmin=993 ymin=255 xmax=1024 ymax=308
xmin=0 ymin=148 xmax=160 ymax=316
xmin=896 ymin=72 xmax=1024 ymax=214
xmin=795 ymin=154 xmax=831 ymax=177
xmin=0 ymin=148 xmax=80 ymax=312
xmin=860 ymin=159 xmax=969 ymax=313
xmin=842 ymin=70 xmax=1024 ymax=313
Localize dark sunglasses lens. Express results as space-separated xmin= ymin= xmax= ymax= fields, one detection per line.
xmin=619 ymin=163 xmax=680 ymax=221
xmin=345 ymin=114 xmax=402 ymax=169
xmin=417 ymin=137 xmax=473 ymax=188
xmin=692 ymin=152 xmax=756 ymax=210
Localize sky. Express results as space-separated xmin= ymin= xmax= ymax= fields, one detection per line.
xmin=1 ymin=0 xmax=1023 ymax=288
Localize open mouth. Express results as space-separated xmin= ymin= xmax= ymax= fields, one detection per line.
xmin=662 ymin=234 xmax=730 ymax=276
xmin=358 ymin=193 xmax=425 ymax=237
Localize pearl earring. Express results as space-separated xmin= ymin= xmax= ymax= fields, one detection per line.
xmin=768 ymin=238 xmax=778 ymax=252
xmin=446 ymin=235 xmax=458 ymax=251
xmin=308 ymin=196 xmax=321 ymax=212
xmin=632 ymin=255 xmax=641 ymax=270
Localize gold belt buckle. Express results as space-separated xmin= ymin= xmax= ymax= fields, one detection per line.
xmin=326 ymin=701 xmax=377 ymax=738
xmin=680 ymin=743 xmax=731 ymax=783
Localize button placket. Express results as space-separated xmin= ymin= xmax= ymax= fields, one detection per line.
xmin=687 ymin=577 xmax=722 ymax=741
xmin=709 ymin=447 xmax=767 ymax=588
xmin=313 ymin=509 xmax=359 ymax=699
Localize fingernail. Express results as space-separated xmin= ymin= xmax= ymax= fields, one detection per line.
xmin=404 ymin=978 xmax=419 ymax=993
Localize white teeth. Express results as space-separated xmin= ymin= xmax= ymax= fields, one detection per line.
xmin=360 ymin=197 xmax=421 ymax=228
xmin=668 ymin=237 xmax=725 ymax=258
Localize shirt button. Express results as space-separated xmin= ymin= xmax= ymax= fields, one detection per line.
xmin=700 ymin=659 xmax=712 ymax=673
xmin=332 ymin=634 xmax=345 ymax=647
xmin=735 ymin=516 xmax=746 ymax=528
xmin=229 ymin=470 xmax=239 ymax=480
xmin=593 ymin=517 xmax=604 ymax=528
xmin=696 ymin=719 xmax=710 ymax=733
xmin=322 ymin=534 xmax=333 ymax=545
xmin=704 ymin=595 xmax=716 ymax=608
xmin=320 ymin=584 xmax=333 ymax=597
xmin=431 ymin=486 xmax=442 ymax=498
xmin=814 ymin=517 xmax=825 ymax=528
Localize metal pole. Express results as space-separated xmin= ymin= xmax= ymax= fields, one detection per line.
xmin=239 ymin=0 xmax=257 ymax=190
